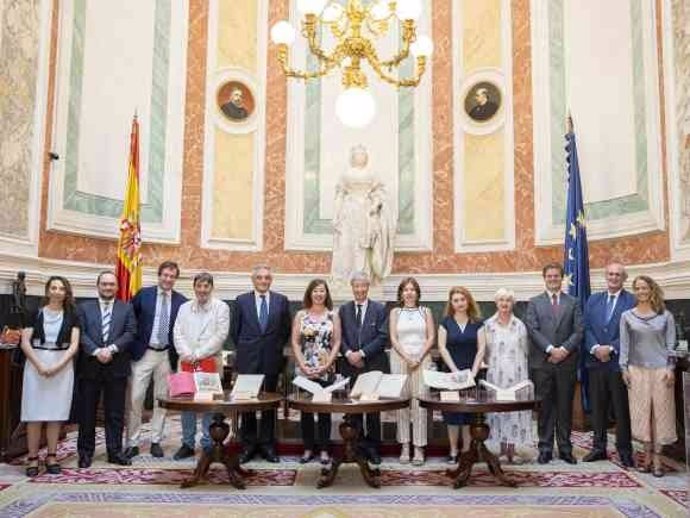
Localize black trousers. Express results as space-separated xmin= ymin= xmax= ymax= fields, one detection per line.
xmin=301 ymin=411 xmax=332 ymax=452
xmin=240 ymin=374 xmax=278 ymax=449
xmin=348 ymin=413 xmax=381 ymax=452
xmin=588 ymin=367 xmax=632 ymax=454
xmin=532 ymin=366 xmax=577 ymax=455
xmin=77 ymin=376 xmax=127 ymax=457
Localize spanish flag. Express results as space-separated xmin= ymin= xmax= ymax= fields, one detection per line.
xmin=116 ymin=115 xmax=143 ymax=301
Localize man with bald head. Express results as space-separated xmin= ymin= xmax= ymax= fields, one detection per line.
xmin=583 ymin=262 xmax=635 ymax=467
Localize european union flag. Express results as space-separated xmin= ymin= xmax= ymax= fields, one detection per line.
xmin=564 ymin=124 xmax=591 ymax=411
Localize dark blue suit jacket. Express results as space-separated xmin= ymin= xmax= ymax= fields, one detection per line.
xmin=338 ymin=299 xmax=389 ymax=375
xmin=584 ymin=289 xmax=636 ymax=371
xmin=231 ymin=291 xmax=291 ymax=376
xmin=77 ymin=299 xmax=136 ymax=380
xmin=130 ymin=286 xmax=187 ymax=363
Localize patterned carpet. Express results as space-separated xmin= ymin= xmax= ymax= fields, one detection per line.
xmin=0 ymin=416 xmax=686 ymax=518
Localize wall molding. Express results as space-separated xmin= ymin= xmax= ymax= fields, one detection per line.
xmin=3 ymin=252 xmax=690 ymax=302
xmin=200 ymin=0 xmax=267 ymax=251
xmin=47 ymin=0 xmax=188 ymax=244
xmin=452 ymin=0 xmax=516 ymax=252
xmin=530 ymin=0 xmax=665 ymax=245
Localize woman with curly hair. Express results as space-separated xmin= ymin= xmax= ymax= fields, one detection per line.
xmin=20 ymin=276 xmax=80 ymax=476
xmin=619 ymin=275 xmax=676 ymax=477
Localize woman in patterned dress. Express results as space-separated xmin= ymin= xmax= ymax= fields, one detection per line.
xmin=389 ymin=277 xmax=435 ymax=465
xmin=291 ymin=279 xmax=341 ymax=464
xmin=484 ymin=288 xmax=534 ymax=464
xmin=620 ymin=275 xmax=676 ymax=477
xmin=437 ymin=286 xmax=486 ymax=463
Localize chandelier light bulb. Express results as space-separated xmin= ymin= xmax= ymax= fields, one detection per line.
xmin=297 ymin=0 xmax=328 ymax=16
xmin=395 ymin=0 xmax=423 ymax=21
xmin=270 ymin=21 xmax=296 ymax=46
xmin=370 ymin=1 xmax=390 ymax=21
xmin=335 ymin=88 xmax=376 ymax=128
xmin=321 ymin=3 xmax=344 ymax=22
xmin=410 ymin=35 xmax=434 ymax=57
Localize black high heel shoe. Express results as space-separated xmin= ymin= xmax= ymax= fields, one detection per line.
xmin=25 ymin=456 xmax=39 ymax=477
xmin=299 ymin=451 xmax=315 ymax=464
xmin=45 ymin=453 xmax=61 ymax=475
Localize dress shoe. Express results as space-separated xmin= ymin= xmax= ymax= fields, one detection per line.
xmin=173 ymin=444 xmax=195 ymax=460
xmin=239 ymin=446 xmax=257 ymax=464
xmin=78 ymin=453 xmax=92 ymax=469
xmin=150 ymin=443 xmax=164 ymax=458
xmin=582 ymin=450 xmax=607 ymax=462
xmin=123 ymin=446 xmax=139 ymax=459
xmin=559 ymin=452 xmax=577 ymax=465
xmin=537 ymin=451 xmax=552 ymax=464
xmin=618 ymin=452 xmax=635 ymax=468
xmin=260 ymin=446 xmax=279 ymax=463
xmin=299 ymin=451 xmax=315 ymax=464
xmin=107 ymin=452 xmax=132 ymax=466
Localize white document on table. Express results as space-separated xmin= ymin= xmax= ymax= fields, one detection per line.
xmin=231 ymin=374 xmax=264 ymax=399
xmin=292 ymin=375 xmax=350 ymax=395
xmin=349 ymin=371 xmax=407 ymax=399
xmin=423 ymin=369 xmax=475 ymax=391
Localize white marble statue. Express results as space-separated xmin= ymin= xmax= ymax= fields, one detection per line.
xmin=331 ymin=145 xmax=395 ymax=291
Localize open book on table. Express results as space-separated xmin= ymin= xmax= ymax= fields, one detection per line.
xmin=292 ymin=376 xmax=351 ymax=402
xmin=230 ymin=374 xmax=265 ymax=400
xmin=479 ymin=379 xmax=534 ymax=401
xmin=349 ymin=371 xmax=408 ymax=400
xmin=423 ymin=369 xmax=476 ymax=391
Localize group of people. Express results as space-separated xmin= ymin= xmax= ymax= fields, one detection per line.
xmin=19 ymin=260 xmax=678 ymax=478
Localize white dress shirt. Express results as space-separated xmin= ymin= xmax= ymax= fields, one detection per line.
xmin=173 ymin=297 xmax=230 ymax=372
xmin=254 ymin=290 xmax=270 ymax=320
xmin=149 ymin=288 xmax=172 ymax=347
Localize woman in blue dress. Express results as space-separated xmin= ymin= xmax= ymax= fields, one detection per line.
xmin=437 ymin=286 xmax=486 ymax=463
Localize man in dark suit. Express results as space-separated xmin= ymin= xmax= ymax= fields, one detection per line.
xmin=124 ymin=261 xmax=187 ymax=459
xmin=526 ymin=262 xmax=583 ymax=465
xmin=583 ymin=261 xmax=635 ymax=466
xmin=221 ymin=87 xmax=249 ymax=120
xmin=338 ymin=271 xmax=389 ymax=464
xmin=231 ymin=264 xmax=291 ymax=463
xmin=77 ymin=271 xmax=137 ymax=468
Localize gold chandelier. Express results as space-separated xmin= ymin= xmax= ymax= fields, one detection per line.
xmin=270 ymin=0 xmax=433 ymax=127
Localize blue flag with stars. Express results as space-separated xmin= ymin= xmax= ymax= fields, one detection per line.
xmin=564 ymin=127 xmax=591 ymax=412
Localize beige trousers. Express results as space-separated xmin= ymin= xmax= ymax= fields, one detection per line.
xmin=390 ymin=350 xmax=431 ymax=447
xmin=126 ymin=349 xmax=171 ymax=446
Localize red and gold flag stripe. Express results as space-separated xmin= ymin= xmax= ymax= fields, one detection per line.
xmin=116 ymin=115 xmax=142 ymax=301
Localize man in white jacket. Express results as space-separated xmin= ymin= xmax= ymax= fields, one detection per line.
xmin=172 ymin=272 xmax=229 ymax=459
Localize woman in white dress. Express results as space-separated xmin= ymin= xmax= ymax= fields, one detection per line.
xmin=20 ymin=276 xmax=80 ymax=476
xmin=331 ymin=145 xmax=395 ymax=291
xmin=389 ymin=277 xmax=435 ymax=465
xmin=484 ymin=288 xmax=534 ymax=464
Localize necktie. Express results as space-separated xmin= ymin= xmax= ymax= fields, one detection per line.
xmin=101 ymin=302 xmax=112 ymax=344
xmin=551 ymin=293 xmax=559 ymax=316
xmin=356 ymin=304 xmax=363 ymax=328
xmin=259 ymin=294 xmax=268 ymax=332
xmin=605 ymin=294 xmax=616 ymax=322
xmin=157 ymin=292 xmax=170 ymax=346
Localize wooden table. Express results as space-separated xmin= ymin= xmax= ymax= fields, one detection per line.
xmin=287 ymin=395 xmax=409 ymax=489
xmin=159 ymin=393 xmax=282 ymax=489
xmin=419 ymin=393 xmax=540 ymax=488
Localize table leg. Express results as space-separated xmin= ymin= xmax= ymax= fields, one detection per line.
xmin=317 ymin=418 xmax=380 ymax=489
xmin=446 ymin=413 xmax=517 ymax=488
xmin=181 ymin=412 xmax=248 ymax=490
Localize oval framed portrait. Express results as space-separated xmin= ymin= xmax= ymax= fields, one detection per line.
xmin=457 ymin=69 xmax=507 ymax=135
xmin=213 ymin=69 xmax=260 ymax=134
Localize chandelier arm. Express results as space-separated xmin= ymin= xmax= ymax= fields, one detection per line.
xmin=378 ymin=20 xmax=416 ymax=68
xmin=276 ymin=44 xmax=342 ymax=80
xmin=367 ymin=49 xmax=427 ymax=87
xmin=306 ymin=30 xmax=340 ymax=66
